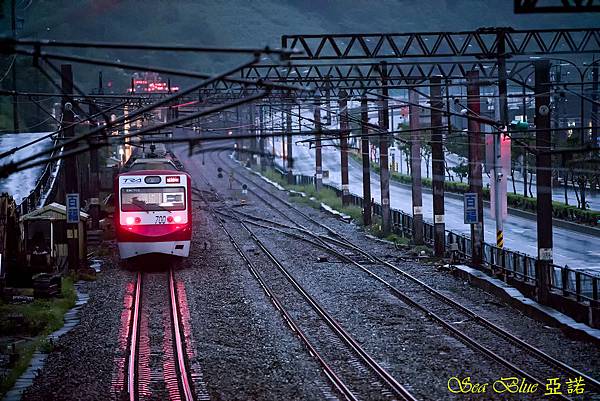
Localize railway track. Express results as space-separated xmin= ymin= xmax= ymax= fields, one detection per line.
xmin=213 ymin=149 xmax=600 ymax=401
xmin=193 ymin=172 xmax=418 ymax=401
xmin=126 ymin=269 xmax=196 ymax=401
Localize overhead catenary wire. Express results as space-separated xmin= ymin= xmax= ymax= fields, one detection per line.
xmin=7 ymin=37 xmax=300 ymax=55
xmin=5 ymin=90 xmax=270 ymax=176
xmin=0 ymin=56 xmax=264 ymax=175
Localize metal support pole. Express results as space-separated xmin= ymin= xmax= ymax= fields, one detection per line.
xmin=339 ymin=90 xmax=350 ymax=206
xmin=249 ymin=104 xmax=257 ymax=167
xmin=61 ymin=64 xmax=80 ymax=271
xmin=467 ymin=71 xmax=485 ymax=266
xmin=361 ymin=96 xmax=372 ymax=226
xmin=430 ymin=77 xmax=445 ymax=256
xmin=535 ymin=60 xmax=553 ymax=304
xmin=98 ymin=71 xmax=104 ymax=94
xmin=88 ymin=103 xmax=100 ymax=231
xmin=235 ymin=105 xmax=242 ymax=162
xmin=495 ymin=30 xmax=508 ymax=250
xmin=523 ymin=82 xmax=529 ymax=199
xmin=270 ymin=106 xmax=275 ymax=167
xmin=259 ymin=104 xmax=266 ymax=171
xmin=379 ymin=62 xmax=391 ymax=235
xmin=314 ymin=97 xmax=323 ymax=191
xmin=593 ymin=62 xmax=599 ymax=147
xmin=11 ymin=0 xmax=19 ymax=132
xmin=325 ymin=75 xmax=332 ymax=125
xmin=286 ymin=95 xmax=294 ymax=184
xmin=409 ymin=88 xmax=424 ymax=244
xmin=281 ymin=108 xmax=286 ymax=169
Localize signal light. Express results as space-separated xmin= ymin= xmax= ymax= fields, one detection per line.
xmin=166 ymin=176 xmax=180 ymax=183
xmin=167 ymin=216 xmax=174 ymax=223
xmin=135 ymin=217 xmax=141 ymax=224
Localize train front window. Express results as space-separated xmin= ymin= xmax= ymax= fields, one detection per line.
xmin=121 ymin=187 xmax=186 ymax=212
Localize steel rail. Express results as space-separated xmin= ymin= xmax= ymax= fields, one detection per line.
xmin=224 ymin=211 xmax=577 ymax=401
xmin=215 ymin=150 xmax=600 ymax=394
xmin=236 ymin=159 xmax=600 ymax=387
xmin=238 ymin=215 xmax=416 ymax=401
xmin=126 ymin=270 xmax=196 ymax=401
xmin=128 ymin=272 xmax=142 ymax=401
xmin=204 ymin=152 xmax=416 ymax=401
xmin=169 ymin=268 xmax=195 ymax=401
xmin=191 ymin=186 xmax=358 ymax=401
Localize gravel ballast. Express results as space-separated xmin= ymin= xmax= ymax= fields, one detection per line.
xmin=17 ymin=145 xmax=599 ymax=401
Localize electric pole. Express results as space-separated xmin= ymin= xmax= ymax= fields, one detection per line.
xmin=61 ymin=64 xmax=80 ymax=272
xmin=430 ymin=77 xmax=445 ymax=256
xmin=11 ymin=0 xmax=19 ymax=132
xmin=379 ymin=62 xmax=391 ymax=235
xmin=495 ymin=29 xmax=509 ymax=250
xmin=361 ymin=96 xmax=372 ymax=226
xmin=534 ymin=60 xmax=553 ymax=304
xmin=339 ymin=90 xmax=350 ymax=206
xmin=314 ymin=97 xmax=323 ymax=191
xmin=409 ymin=88 xmax=424 ymax=245
xmin=467 ymin=71 xmax=485 ymax=266
xmin=286 ymin=94 xmax=294 ymax=184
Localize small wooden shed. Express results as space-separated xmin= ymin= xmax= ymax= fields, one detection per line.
xmin=20 ymin=203 xmax=88 ymax=271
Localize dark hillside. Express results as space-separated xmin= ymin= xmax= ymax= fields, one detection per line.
xmin=0 ymin=0 xmax=598 ymax=130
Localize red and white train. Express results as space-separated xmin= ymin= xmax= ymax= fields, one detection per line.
xmin=115 ymin=157 xmax=192 ymax=259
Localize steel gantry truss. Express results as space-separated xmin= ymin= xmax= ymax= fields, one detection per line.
xmin=224 ymin=27 xmax=600 ymax=319
xmin=2 ymin=27 xmax=600 ymax=321
xmin=239 ymin=60 xmax=531 ymax=93
xmin=281 ymin=27 xmax=600 ymax=60
xmin=515 ymin=0 xmax=600 ymax=13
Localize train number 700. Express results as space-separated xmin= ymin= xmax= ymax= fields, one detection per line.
xmin=155 ymin=216 xmax=166 ymax=224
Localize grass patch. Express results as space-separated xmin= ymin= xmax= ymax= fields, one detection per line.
xmin=252 ymin=166 xmax=436 ymax=256
xmin=0 ymin=277 xmax=77 ymax=396
xmin=254 ymin=167 xmax=365 ymax=223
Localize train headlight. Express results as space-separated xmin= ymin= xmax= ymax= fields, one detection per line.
xmin=173 ymin=215 xmax=182 ymax=223
xmin=125 ymin=216 xmax=135 ymax=225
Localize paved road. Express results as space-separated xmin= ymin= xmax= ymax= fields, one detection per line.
xmin=280 ymin=110 xmax=600 ymax=211
xmin=270 ymin=137 xmax=600 ymax=272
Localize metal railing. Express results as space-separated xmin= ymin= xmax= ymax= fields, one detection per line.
xmin=283 ymin=171 xmax=599 ymax=303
